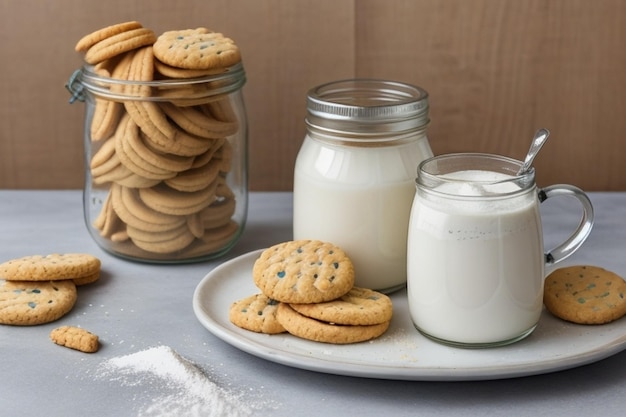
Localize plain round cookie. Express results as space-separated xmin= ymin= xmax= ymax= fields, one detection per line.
xmin=0 ymin=280 xmax=77 ymax=325
xmin=229 ymin=293 xmax=286 ymax=334
xmin=0 ymin=253 xmax=101 ymax=281
xmin=75 ymin=21 xmax=143 ymax=52
xmin=126 ymin=223 xmax=196 ymax=254
xmin=276 ymin=303 xmax=389 ymax=344
xmin=138 ymin=183 xmax=215 ymax=216
xmin=84 ymin=27 xmax=157 ymax=65
xmin=543 ymin=265 xmax=626 ymax=324
xmin=154 ymin=59 xmax=222 ymax=79
xmin=289 ymin=287 xmax=393 ymax=326
xmin=252 ymin=240 xmax=355 ymax=304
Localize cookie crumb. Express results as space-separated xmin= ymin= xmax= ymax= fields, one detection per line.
xmin=50 ymin=325 xmax=99 ymax=353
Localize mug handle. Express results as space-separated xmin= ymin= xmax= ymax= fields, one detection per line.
xmin=539 ymin=185 xmax=594 ymax=265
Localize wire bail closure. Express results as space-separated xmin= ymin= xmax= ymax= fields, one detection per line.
xmin=65 ymin=69 xmax=85 ymax=104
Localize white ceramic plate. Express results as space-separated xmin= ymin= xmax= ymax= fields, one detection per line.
xmin=192 ymin=249 xmax=626 ymax=381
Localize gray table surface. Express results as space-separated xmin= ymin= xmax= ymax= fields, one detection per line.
xmin=1 ymin=190 xmax=626 ymax=417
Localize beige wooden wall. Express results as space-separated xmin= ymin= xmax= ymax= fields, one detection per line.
xmin=1 ymin=0 xmax=625 ymax=191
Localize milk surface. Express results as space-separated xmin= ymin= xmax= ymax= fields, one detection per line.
xmin=407 ymin=169 xmax=544 ymax=344
xmin=294 ymin=135 xmax=431 ymax=291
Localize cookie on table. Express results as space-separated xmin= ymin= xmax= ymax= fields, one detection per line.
xmin=72 ymin=271 xmax=101 ymax=286
xmin=0 ymin=280 xmax=77 ymax=325
xmin=50 ymin=326 xmax=100 ymax=353
xmin=544 ymin=265 xmax=626 ymax=324
xmin=252 ymin=240 xmax=355 ymax=304
xmin=229 ymin=293 xmax=286 ymax=334
xmin=289 ymin=287 xmax=393 ymax=326
xmin=276 ymin=303 xmax=389 ymax=344
xmin=0 ymin=253 xmax=101 ymax=282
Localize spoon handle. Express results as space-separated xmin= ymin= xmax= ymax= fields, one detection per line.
xmin=517 ymin=128 xmax=550 ymax=175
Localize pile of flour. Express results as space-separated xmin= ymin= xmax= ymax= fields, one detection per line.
xmin=97 ymin=345 xmax=253 ymax=417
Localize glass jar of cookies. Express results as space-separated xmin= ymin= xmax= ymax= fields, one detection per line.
xmin=293 ymin=79 xmax=433 ymax=293
xmin=67 ymin=40 xmax=248 ymax=263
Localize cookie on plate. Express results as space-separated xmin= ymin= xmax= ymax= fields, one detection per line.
xmin=0 ymin=280 xmax=77 ymax=325
xmin=543 ymin=265 xmax=626 ymax=324
xmin=276 ymin=302 xmax=389 ymax=344
xmin=252 ymin=240 xmax=355 ymax=304
xmin=229 ymin=293 xmax=286 ymax=334
xmin=289 ymin=287 xmax=393 ymax=326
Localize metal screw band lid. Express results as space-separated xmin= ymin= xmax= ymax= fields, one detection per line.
xmin=306 ymin=79 xmax=429 ymax=134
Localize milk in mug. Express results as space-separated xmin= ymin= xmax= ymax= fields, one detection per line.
xmin=408 ymin=169 xmax=544 ymax=346
xmin=408 ymin=153 xmax=594 ymax=347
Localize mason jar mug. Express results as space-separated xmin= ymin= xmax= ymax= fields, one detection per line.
xmin=407 ymin=153 xmax=594 ymax=347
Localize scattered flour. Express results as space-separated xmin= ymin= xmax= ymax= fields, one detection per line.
xmin=98 ymin=346 xmax=253 ymax=417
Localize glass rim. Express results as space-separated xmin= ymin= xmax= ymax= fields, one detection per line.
xmin=80 ymin=61 xmax=245 ymax=87
xmin=68 ymin=62 xmax=246 ymax=102
xmin=416 ymin=153 xmax=536 ymax=197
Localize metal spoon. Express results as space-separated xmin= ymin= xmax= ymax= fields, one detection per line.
xmin=517 ymin=128 xmax=550 ymax=176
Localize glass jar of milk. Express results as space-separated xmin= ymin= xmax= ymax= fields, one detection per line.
xmin=293 ymin=79 xmax=432 ymax=292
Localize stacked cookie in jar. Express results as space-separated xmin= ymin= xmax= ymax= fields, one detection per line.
xmin=68 ymin=22 xmax=248 ymax=262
